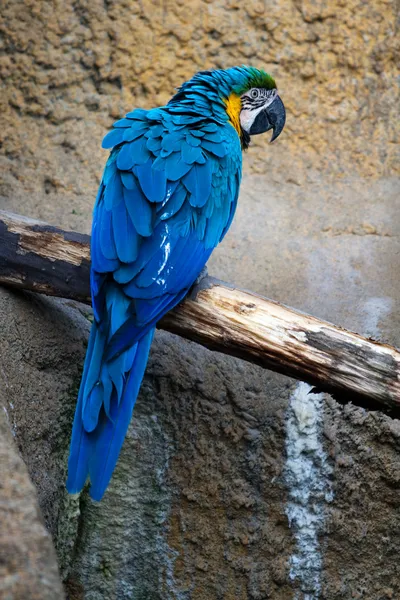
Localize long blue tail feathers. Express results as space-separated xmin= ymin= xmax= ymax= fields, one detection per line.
xmin=67 ymin=322 xmax=154 ymax=501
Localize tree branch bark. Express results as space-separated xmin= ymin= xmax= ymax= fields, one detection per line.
xmin=1 ymin=209 xmax=399 ymax=413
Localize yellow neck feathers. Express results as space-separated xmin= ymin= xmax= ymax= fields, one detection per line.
xmin=223 ymin=93 xmax=242 ymax=137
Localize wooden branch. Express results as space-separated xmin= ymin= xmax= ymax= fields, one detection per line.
xmin=1 ymin=209 xmax=400 ymax=414
xmin=0 ymin=211 xmax=91 ymax=303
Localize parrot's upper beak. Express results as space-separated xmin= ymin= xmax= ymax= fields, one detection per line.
xmin=249 ymin=95 xmax=286 ymax=142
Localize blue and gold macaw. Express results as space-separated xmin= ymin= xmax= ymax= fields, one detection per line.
xmin=67 ymin=66 xmax=285 ymax=500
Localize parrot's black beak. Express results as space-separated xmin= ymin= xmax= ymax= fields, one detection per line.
xmin=249 ymin=95 xmax=286 ymax=142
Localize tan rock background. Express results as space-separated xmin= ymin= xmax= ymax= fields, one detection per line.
xmin=0 ymin=389 xmax=64 ymax=600
xmin=0 ymin=0 xmax=399 ymax=231
xmin=0 ymin=1 xmax=399 ymax=599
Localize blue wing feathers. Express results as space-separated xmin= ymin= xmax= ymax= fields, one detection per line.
xmin=122 ymin=124 xmax=148 ymax=143
xmin=183 ymin=161 xmax=213 ymax=208
xmin=165 ymin=200 xmax=193 ymax=238
xmin=146 ymin=137 xmax=162 ymax=152
xmin=104 ymin=171 xmax=122 ymax=210
xmin=112 ymin=199 xmax=139 ymax=263
xmin=151 ymin=155 xmax=167 ymax=172
xmin=120 ymin=171 xmax=135 ymax=189
xmin=157 ymin=184 xmax=187 ymax=220
xmin=123 ymin=181 xmax=153 ymax=237
xmin=102 ymin=128 xmax=124 ymax=149
xmin=147 ymin=124 xmax=164 ymax=138
xmin=98 ymin=208 xmax=117 ymax=261
xmin=67 ymin=104 xmax=242 ymax=499
xmin=125 ymin=108 xmax=148 ymax=120
xmin=112 ymin=118 xmax=132 ymax=128
xmin=136 ymin=160 xmax=167 ymax=203
xmin=88 ymin=329 xmax=154 ymax=501
xmin=164 ymin=151 xmax=193 ymax=181
xmin=67 ymin=324 xmax=103 ymax=494
xmin=115 ymin=142 xmax=134 ymax=171
xmin=181 ymin=141 xmax=203 ymax=164
xmin=185 ymin=132 xmax=202 ymax=147
xmin=201 ymin=139 xmax=228 ymax=158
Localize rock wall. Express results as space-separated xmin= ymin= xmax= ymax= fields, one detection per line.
xmin=0 ymin=0 xmax=399 ymax=232
xmin=0 ymin=360 xmax=65 ymax=600
xmin=0 ymin=1 xmax=399 ymax=599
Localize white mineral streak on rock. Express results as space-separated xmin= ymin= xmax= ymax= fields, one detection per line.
xmin=361 ymin=297 xmax=392 ymax=339
xmin=1 ymin=365 xmax=17 ymax=435
xmin=285 ymin=382 xmax=333 ymax=599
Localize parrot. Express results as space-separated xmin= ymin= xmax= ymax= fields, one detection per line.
xmin=67 ymin=66 xmax=286 ymax=501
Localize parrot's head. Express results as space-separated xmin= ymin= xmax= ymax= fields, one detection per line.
xmin=169 ymin=66 xmax=286 ymax=150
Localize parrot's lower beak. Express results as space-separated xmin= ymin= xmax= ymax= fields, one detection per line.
xmin=249 ymin=95 xmax=286 ymax=142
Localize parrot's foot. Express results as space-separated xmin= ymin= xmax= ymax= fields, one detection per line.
xmin=194 ymin=266 xmax=209 ymax=286
xmin=187 ymin=266 xmax=210 ymax=300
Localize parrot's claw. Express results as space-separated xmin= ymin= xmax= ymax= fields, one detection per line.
xmin=194 ymin=266 xmax=209 ymax=286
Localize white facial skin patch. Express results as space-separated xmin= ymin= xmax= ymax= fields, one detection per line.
xmin=240 ymin=88 xmax=277 ymax=133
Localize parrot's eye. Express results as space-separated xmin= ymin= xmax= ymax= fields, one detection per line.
xmin=250 ymin=89 xmax=259 ymax=99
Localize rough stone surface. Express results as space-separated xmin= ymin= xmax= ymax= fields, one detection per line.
xmin=0 ymin=1 xmax=400 ymax=599
xmin=0 ymin=0 xmax=399 ymax=234
xmin=0 ymin=289 xmax=90 ymax=538
xmin=1 ymin=176 xmax=400 ymax=599
xmin=0 ymin=375 xmax=65 ymax=599
xmin=64 ymin=336 xmax=293 ymax=600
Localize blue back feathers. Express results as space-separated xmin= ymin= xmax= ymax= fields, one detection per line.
xmin=66 ymin=67 xmax=270 ymax=500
